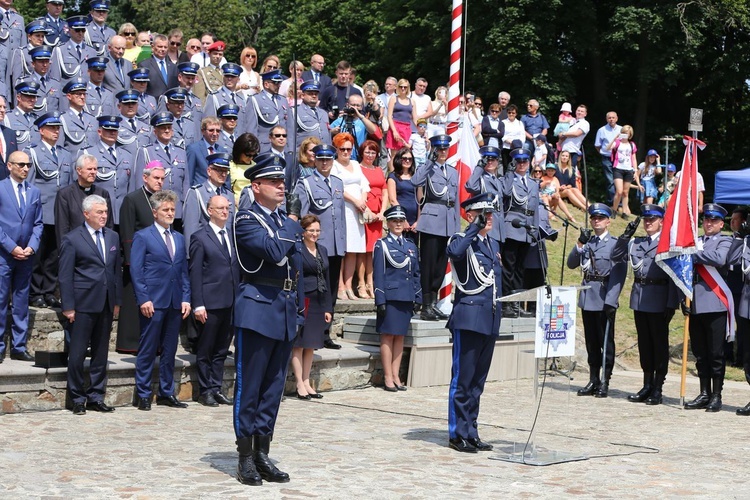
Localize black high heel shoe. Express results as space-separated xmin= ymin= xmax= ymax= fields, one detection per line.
xmin=295 ymin=391 xmax=311 ymax=400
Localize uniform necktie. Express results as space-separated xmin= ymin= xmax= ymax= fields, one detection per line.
xmin=40 ymin=76 xmax=46 ymax=89
xmin=398 ymin=236 xmax=404 ymax=248
xmin=216 ymin=186 xmax=221 ymax=197
xmin=117 ymin=58 xmax=123 ymax=82
xmin=441 ymin=164 xmax=446 ymax=176
xmin=51 ymin=146 xmax=58 ymax=163
xmin=129 ymin=118 xmax=136 ymax=131
xmin=95 ymin=230 xmax=105 ymax=262
xmin=231 ymin=92 xmax=236 ymax=105
xmin=164 ymin=144 xmax=171 ymax=161
xmin=78 ymin=111 xmax=84 ymax=122
xmin=230 ymin=134 xmax=235 ymax=143
xmin=324 ymin=176 xmax=331 ymax=191
xmin=159 ymin=60 xmax=168 ymax=83
xmin=76 ymin=44 xmax=81 ymax=59
xmin=96 ymin=86 xmax=102 ymax=98
xmin=271 ymin=211 xmax=283 ymax=227
xmin=108 ymin=146 xmax=116 ymax=161
xmin=164 ymin=229 xmax=174 ymax=260
xmin=522 ymin=176 xmax=527 ymax=189
xmin=17 ymin=182 xmax=25 ymax=214
xmin=219 ymin=229 xmax=230 ymax=257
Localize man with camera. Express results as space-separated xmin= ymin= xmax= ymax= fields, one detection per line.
xmin=329 ymin=94 xmax=379 ymax=160
xmin=318 ymin=60 xmax=362 ymax=123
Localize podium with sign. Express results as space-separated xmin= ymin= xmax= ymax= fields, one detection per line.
xmin=490 ymin=285 xmax=590 ymax=466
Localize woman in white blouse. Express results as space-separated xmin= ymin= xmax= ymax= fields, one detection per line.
xmin=237 ymin=46 xmax=261 ymax=98
xmin=501 ymin=104 xmax=526 ymax=167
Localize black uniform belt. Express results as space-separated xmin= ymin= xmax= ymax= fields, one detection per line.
xmin=634 ymin=277 xmax=668 ymax=286
xmin=509 ymin=207 xmax=535 ymax=216
xmin=242 ymin=274 xmax=297 ymax=291
xmin=428 ymin=198 xmax=455 ymax=208
xmin=584 ymin=274 xmax=609 ymax=283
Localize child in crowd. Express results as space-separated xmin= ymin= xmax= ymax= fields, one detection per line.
xmin=409 ymin=118 xmax=429 ymax=168
xmin=533 ymin=134 xmax=548 ymax=168
xmin=635 ymin=149 xmax=662 ymax=204
xmin=658 ymin=163 xmax=677 ymax=207
xmin=553 ymin=102 xmax=576 ymax=152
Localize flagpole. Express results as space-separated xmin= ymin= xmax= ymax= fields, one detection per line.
xmin=680 ymin=302 xmax=691 ymax=406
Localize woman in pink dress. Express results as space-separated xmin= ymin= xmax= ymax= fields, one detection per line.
xmin=357 ymin=140 xmax=389 ymax=298
xmin=386 ymin=79 xmax=417 ymax=170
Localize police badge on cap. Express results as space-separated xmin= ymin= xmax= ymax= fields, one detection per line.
xmin=461 ymin=193 xmax=494 ymax=211
xmin=244 ymin=153 xmax=286 ymax=180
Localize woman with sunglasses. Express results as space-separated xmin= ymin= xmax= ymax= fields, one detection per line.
xmin=386 ymin=79 xmax=417 ymax=170
xmin=260 ymin=55 xmax=281 ymax=74
xmin=297 ymin=136 xmax=322 ymax=180
xmin=386 ymin=148 xmax=419 ymax=244
xmin=166 ymin=29 xmax=189 ymax=64
xmin=119 ymin=23 xmax=140 ymax=62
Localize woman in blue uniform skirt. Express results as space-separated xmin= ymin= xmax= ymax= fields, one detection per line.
xmin=373 ymin=206 xmax=422 ymax=391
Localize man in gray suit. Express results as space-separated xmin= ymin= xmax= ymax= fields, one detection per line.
xmin=102 ymin=35 xmax=132 ymax=94
xmin=567 ymin=203 xmax=627 ymax=398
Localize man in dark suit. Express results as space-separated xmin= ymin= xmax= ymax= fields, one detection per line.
xmin=0 ymin=151 xmax=43 ymax=362
xmin=102 ymin=35 xmax=133 ymax=94
xmin=189 ymin=195 xmax=239 ymax=407
xmin=59 ymin=194 xmax=122 ymax=414
xmin=138 ymin=34 xmax=178 ymax=99
xmin=116 ymin=161 xmax=164 ymax=354
xmin=130 ymin=190 xmax=191 ymax=410
xmin=301 ymin=54 xmax=332 ymax=94
xmin=53 ymin=153 xmax=114 ymax=248
xmin=0 ymin=96 xmax=19 ymax=181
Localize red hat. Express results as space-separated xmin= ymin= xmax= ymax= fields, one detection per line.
xmin=207 ymin=41 xmax=225 ymax=52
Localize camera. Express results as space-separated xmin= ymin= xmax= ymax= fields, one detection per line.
xmin=342 ymin=107 xmax=356 ymax=117
xmin=330 ymin=105 xmax=339 ymax=118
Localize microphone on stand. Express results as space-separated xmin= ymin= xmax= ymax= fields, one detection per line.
xmin=511 ymin=219 xmax=537 ymax=231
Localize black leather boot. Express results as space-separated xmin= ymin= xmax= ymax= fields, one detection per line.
xmin=577 ymin=369 xmax=600 ymax=396
xmin=518 ymin=301 xmax=535 ymax=318
xmin=594 ymin=376 xmax=610 ymax=398
xmin=236 ymin=437 xmax=262 ymax=485
xmin=253 ymin=435 xmax=290 ymax=483
xmin=628 ymin=373 xmax=653 ymax=402
xmin=420 ymin=293 xmax=439 ymax=321
xmin=705 ymin=377 xmax=723 ymax=412
xmin=502 ymin=302 xmax=517 ymax=318
xmin=432 ymin=300 xmax=449 ymax=320
xmin=684 ymin=378 xmax=711 ymax=409
xmin=736 ymin=402 xmax=750 ymax=416
xmin=645 ymin=372 xmax=665 ymax=405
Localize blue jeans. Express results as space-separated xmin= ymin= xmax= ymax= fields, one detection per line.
xmin=601 ymin=156 xmax=614 ymax=205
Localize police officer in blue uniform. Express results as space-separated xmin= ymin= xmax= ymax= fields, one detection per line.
xmin=43 ymin=0 xmax=67 ymax=47
xmin=294 ymin=144 xmax=346 ymax=349
xmin=0 ymin=4 xmax=26 ymax=55
xmin=216 ymin=103 xmax=240 ymax=153
xmin=85 ymin=56 xmax=115 ymax=117
xmin=29 ymin=45 xmax=61 ymax=113
xmin=182 ymin=152 xmax=235 ymax=254
xmin=115 ymin=88 xmax=151 ymax=158
xmin=523 ymin=195 xmax=558 ymax=312
xmin=60 ymin=77 xmax=98 ymax=150
xmin=411 ymin=133 xmax=459 ymax=321
xmin=684 ymin=203 xmax=733 ymax=412
xmin=285 ymin=80 xmax=331 ymax=148
xmin=204 ymin=62 xmax=247 ymax=124
xmin=127 ymin=67 xmax=158 ymax=121
xmin=501 ymin=144 xmax=540 ymax=318
xmin=8 ymin=80 xmax=41 ymax=151
xmin=465 ymin=145 xmax=505 ymax=244
xmin=247 ymin=69 xmax=287 ymax=152
xmin=157 ymin=62 xmax=203 ymax=122
xmin=164 ymin=87 xmax=200 ymax=148
xmin=50 ymin=16 xmax=96 ymax=86
xmin=233 ymin=155 xmax=304 ymax=485
xmin=78 ymin=115 xmax=135 ymax=226
xmin=374 ymin=205 xmax=421 ymax=391
xmin=567 ymin=203 xmax=627 ymax=398
xmin=134 ymin=111 xmax=189 ymax=226
xmin=26 ymin=111 xmax=74 ymax=307
xmin=612 ymin=204 xmax=678 ymax=405
xmin=728 ymin=212 xmax=750 ymax=415
xmin=446 ymin=193 xmax=502 ymax=453
xmin=6 ymin=20 xmax=48 ymax=103
xmin=85 ymin=0 xmax=115 ymax=56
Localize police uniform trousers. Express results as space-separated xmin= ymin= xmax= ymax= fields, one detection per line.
xmin=233 ymin=327 xmax=294 ymax=439
xmin=501 ymin=238 xmax=530 ymax=295
xmin=737 ymin=317 xmax=750 ymax=384
xmin=581 ymin=309 xmax=616 ymax=377
xmin=134 ymin=307 xmax=183 ymax=399
xmin=115 ymin=267 xmax=140 ymax=353
xmin=633 ymin=310 xmax=674 ymax=379
xmin=67 ymin=297 xmax=113 ymax=404
xmin=448 ymin=329 xmax=496 ymax=440
xmin=419 ymin=233 xmax=449 ymax=299
xmin=325 ymin=255 xmax=343 ymax=341
xmin=195 ymin=306 xmax=233 ymax=396
xmin=689 ymin=311 xmax=727 ymax=379
xmin=0 ymin=258 xmax=34 ymax=355
xmin=30 ymin=224 xmax=58 ymax=301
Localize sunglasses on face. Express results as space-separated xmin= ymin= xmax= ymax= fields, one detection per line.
xmin=170 ymin=41 xmax=182 ymax=47
xmin=272 ymin=133 xmax=287 ymax=138
xmin=123 ymin=32 xmax=136 ymax=36
xmin=11 ymin=162 xmax=32 ymax=168
xmin=401 ymin=157 xmax=413 ymax=162
xmin=338 ymin=147 xmax=352 ymax=152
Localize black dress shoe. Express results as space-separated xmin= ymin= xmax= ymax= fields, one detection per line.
xmin=420 ymin=308 xmax=440 ymax=321
xmin=10 ymin=351 xmax=34 ymax=362
xmin=448 ymin=437 xmax=478 ymax=453
xmin=577 ymin=381 xmax=599 ymax=396
xmin=135 ymin=397 xmax=151 ymax=411
xmin=30 ymin=297 xmax=46 ymax=308
xmin=45 ymin=296 xmax=61 ymax=308
xmin=594 ymin=381 xmax=609 ymax=398
xmin=295 ymin=391 xmax=311 ymax=400
xmin=467 ymin=437 xmax=493 ymax=451
xmin=214 ymin=392 xmax=233 ymax=405
xmin=383 ymin=384 xmax=398 ymax=393
xmin=323 ymin=339 xmax=342 ymax=349
xmin=396 ymin=385 xmax=407 ymax=391
xmin=198 ymin=393 xmax=219 ymax=407
xmin=736 ymin=402 xmax=750 ymax=416
xmin=628 ymin=386 xmax=653 ymax=403
xmin=308 ymin=393 xmax=323 ymax=399
xmin=86 ymin=400 xmax=115 ymax=412
xmin=237 ymin=455 xmax=262 ymax=486
xmin=156 ymin=395 xmax=188 ymax=408
xmin=705 ymin=393 xmax=722 ymax=413
xmin=432 ymin=305 xmax=449 ymax=320
xmin=72 ymin=402 xmax=86 ymax=415
xmin=518 ymin=308 xmax=535 ymax=318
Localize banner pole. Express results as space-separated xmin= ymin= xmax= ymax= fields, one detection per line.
xmin=680 ymin=299 xmax=691 ymax=406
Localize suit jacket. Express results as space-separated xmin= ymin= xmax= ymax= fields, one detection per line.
xmin=186 ymin=139 xmax=227 ymax=185
xmin=0 ymin=126 xmax=19 ymax=181
xmin=446 ymin=223 xmax=502 ymax=336
xmin=188 ymin=224 xmax=239 ymax=310
xmin=130 ymin=224 xmax=190 ymax=309
xmin=138 ymin=56 xmax=179 ymax=98
xmin=119 ymin=186 xmax=155 ymax=265
xmin=301 ymin=69 xmax=332 ymax=93
xmin=102 ymin=56 xmax=134 ymax=94
xmin=481 ymin=115 xmax=504 ymax=147
xmin=58 ymin=224 xmax=122 ymax=313
xmin=300 ymin=243 xmax=333 ymax=312
xmin=53 ymin=183 xmax=114 ymax=247
xmin=567 ymin=231 xmax=627 ymax=311
xmin=0 ymin=178 xmax=43 ymax=261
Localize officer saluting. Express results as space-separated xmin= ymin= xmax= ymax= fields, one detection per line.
xmin=611 ymin=204 xmax=678 ymax=405
xmin=411 ymin=134 xmax=459 ymax=321
xmin=233 ymin=154 xmax=304 ymax=486
xmin=445 ymin=193 xmax=502 ymax=454
xmin=567 ymin=203 xmax=627 ymax=398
